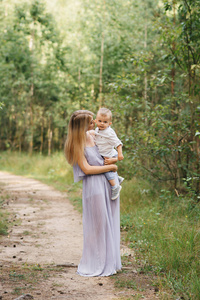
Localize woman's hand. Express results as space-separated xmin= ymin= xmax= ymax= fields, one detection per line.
xmin=104 ymin=157 xmax=118 ymax=165
xmin=110 ymin=164 xmax=118 ymax=172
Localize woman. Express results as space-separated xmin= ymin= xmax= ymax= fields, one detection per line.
xmin=65 ymin=110 xmax=121 ymax=277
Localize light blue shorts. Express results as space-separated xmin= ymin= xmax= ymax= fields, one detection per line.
xmin=104 ymin=154 xmax=118 ymax=181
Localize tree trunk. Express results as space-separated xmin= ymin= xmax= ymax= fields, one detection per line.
xmin=48 ymin=118 xmax=52 ymax=156
xmin=99 ymin=31 xmax=105 ymax=107
xmin=78 ymin=67 xmax=81 ymax=108
xmin=16 ymin=113 xmax=21 ymax=153
xmin=99 ymin=0 xmax=106 ymax=107
xmin=144 ymin=23 xmax=147 ymax=106
xmin=196 ymin=135 xmax=200 ymax=197
xmin=29 ymin=100 xmax=33 ymax=156
xmin=144 ymin=19 xmax=148 ymax=130
xmin=29 ymin=29 xmax=34 ymax=155
xmin=40 ymin=112 xmax=44 ymax=155
xmin=171 ymin=1 xmax=176 ymax=96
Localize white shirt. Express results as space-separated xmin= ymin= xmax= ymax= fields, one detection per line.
xmin=95 ymin=126 xmax=122 ymax=157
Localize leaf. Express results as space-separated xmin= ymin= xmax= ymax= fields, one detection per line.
xmin=195 ymin=131 xmax=200 ymax=137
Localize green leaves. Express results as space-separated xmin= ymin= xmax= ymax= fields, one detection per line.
xmin=0 ymin=0 xmax=69 ymax=153
xmin=0 ymin=0 xmax=199 ymax=193
xmin=30 ymin=0 xmax=45 ymax=20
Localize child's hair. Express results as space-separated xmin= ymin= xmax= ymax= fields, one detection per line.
xmin=97 ymin=107 xmax=112 ymax=121
xmin=64 ymin=110 xmax=94 ymax=165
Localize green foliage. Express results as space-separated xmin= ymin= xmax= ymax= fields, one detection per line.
xmin=104 ymin=0 xmax=200 ymax=193
xmin=1 ymin=0 xmax=199 ymax=194
xmin=0 ymin=0 xmax=71 ymax=153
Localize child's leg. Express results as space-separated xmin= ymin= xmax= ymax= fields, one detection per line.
xmin=105 ymin=171 xmax=121 ymax=200
xmin=104 ymin=171 xmax=116 ymax=187
xmin=109 ymin=179 xmax=116 ymax=187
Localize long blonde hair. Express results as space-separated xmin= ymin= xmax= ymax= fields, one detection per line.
xmin=64 ymin=110 xmax=94 ymax=165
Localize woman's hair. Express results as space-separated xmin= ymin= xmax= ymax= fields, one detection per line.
xmin=64 ymin=110 xmax=94 ymax=165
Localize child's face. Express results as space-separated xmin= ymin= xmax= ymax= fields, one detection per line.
xmin=95 ymin=113 xmax=112 ymax=130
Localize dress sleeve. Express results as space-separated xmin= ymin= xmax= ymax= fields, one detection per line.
xmin=73 ymin=164 xmax=86 ymax=182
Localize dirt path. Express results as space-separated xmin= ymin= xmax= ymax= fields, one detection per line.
xmin=0 ymin=171 xmax=159 ymax=300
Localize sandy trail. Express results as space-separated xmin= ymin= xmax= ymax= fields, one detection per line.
xmin=0 ymin=171 xmax=131 ymax=300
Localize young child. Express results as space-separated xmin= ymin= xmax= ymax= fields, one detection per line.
xmin=90 ymin=107 xmax=124 ymax=200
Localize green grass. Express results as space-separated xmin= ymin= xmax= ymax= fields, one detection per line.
xmin=115 ymin=278 xmax=137 ymax=290
xmin=0 ymin=195 xmax=10 ymax=236
xmin=120 ymin=179 xmax=200 ymax=300
xmin=0 ymin=212 xmax=8 ymax=235
xmin=2 ymin=263 xmax=62 ymax=296
xmin=0 ymin=151 xmax=199 ymax=299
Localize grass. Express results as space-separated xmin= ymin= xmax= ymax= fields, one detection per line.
xmin=1 ymin=263 xmax=63 ymax=296
xmin=0 ymin=193 xmax=12 ymax=236
xmin=0 ymin=206 xmax=8 ymax=235
xmin=120 ymin=179 xmax=200 ymax=300
xmin=0 ymin=151 xmax=199 ymax=299
xmin=115 ymin=278 xmax=137 ymax=290
xmin=23 ymin=230 xmax=31 ymax=235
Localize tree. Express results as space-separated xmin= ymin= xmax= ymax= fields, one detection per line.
xmin=0 ymin=0 xmax=68 ymax=153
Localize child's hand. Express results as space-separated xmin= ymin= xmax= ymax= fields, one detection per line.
xmin=118 ymin=154 xmax=124 ymax=161
xmin=104 ymin=157 xmax=118 ymax=165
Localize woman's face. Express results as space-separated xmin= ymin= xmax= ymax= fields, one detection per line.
xmin=88 ymin=117 xmax=95 ymax=131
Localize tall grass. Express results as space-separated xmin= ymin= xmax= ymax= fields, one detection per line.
xmin=120 ymin=179 xmax=200 ymax=300
xmin=0 ymin=151 xmax=199 ymax=298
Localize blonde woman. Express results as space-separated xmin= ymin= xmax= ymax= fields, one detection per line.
xmin=65 ymin=110 xmax=121 ymax=277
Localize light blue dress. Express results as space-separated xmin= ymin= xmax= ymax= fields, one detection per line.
xmin=73 ymin=145 xmax=121 ymax=277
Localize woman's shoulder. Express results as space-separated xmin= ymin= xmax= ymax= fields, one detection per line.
xmin=88 ymin=130 xmax=95 ymax=136
xmin=86 ymin=131 xmax=96 ymax=147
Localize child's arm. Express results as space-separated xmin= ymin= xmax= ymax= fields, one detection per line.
xmin=107 ymin=128 xmax=124 ymax=160
xmin=104 ymin=157 xmax=118 ymax=165
xmin=117 ymin=144 xmax=124 ymax=161
xmin=104 ymin=145 xmax=124 ymax=164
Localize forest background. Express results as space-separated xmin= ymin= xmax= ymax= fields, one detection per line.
xmin=0 ymin=0 xmax=199 ymax=299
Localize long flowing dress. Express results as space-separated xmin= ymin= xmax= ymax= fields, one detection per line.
xmin=73 ymin=145 xmax=121 ymax=277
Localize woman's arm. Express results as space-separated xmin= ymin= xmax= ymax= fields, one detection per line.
xmin=78 ymin=156 xmax=117 ymax=175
